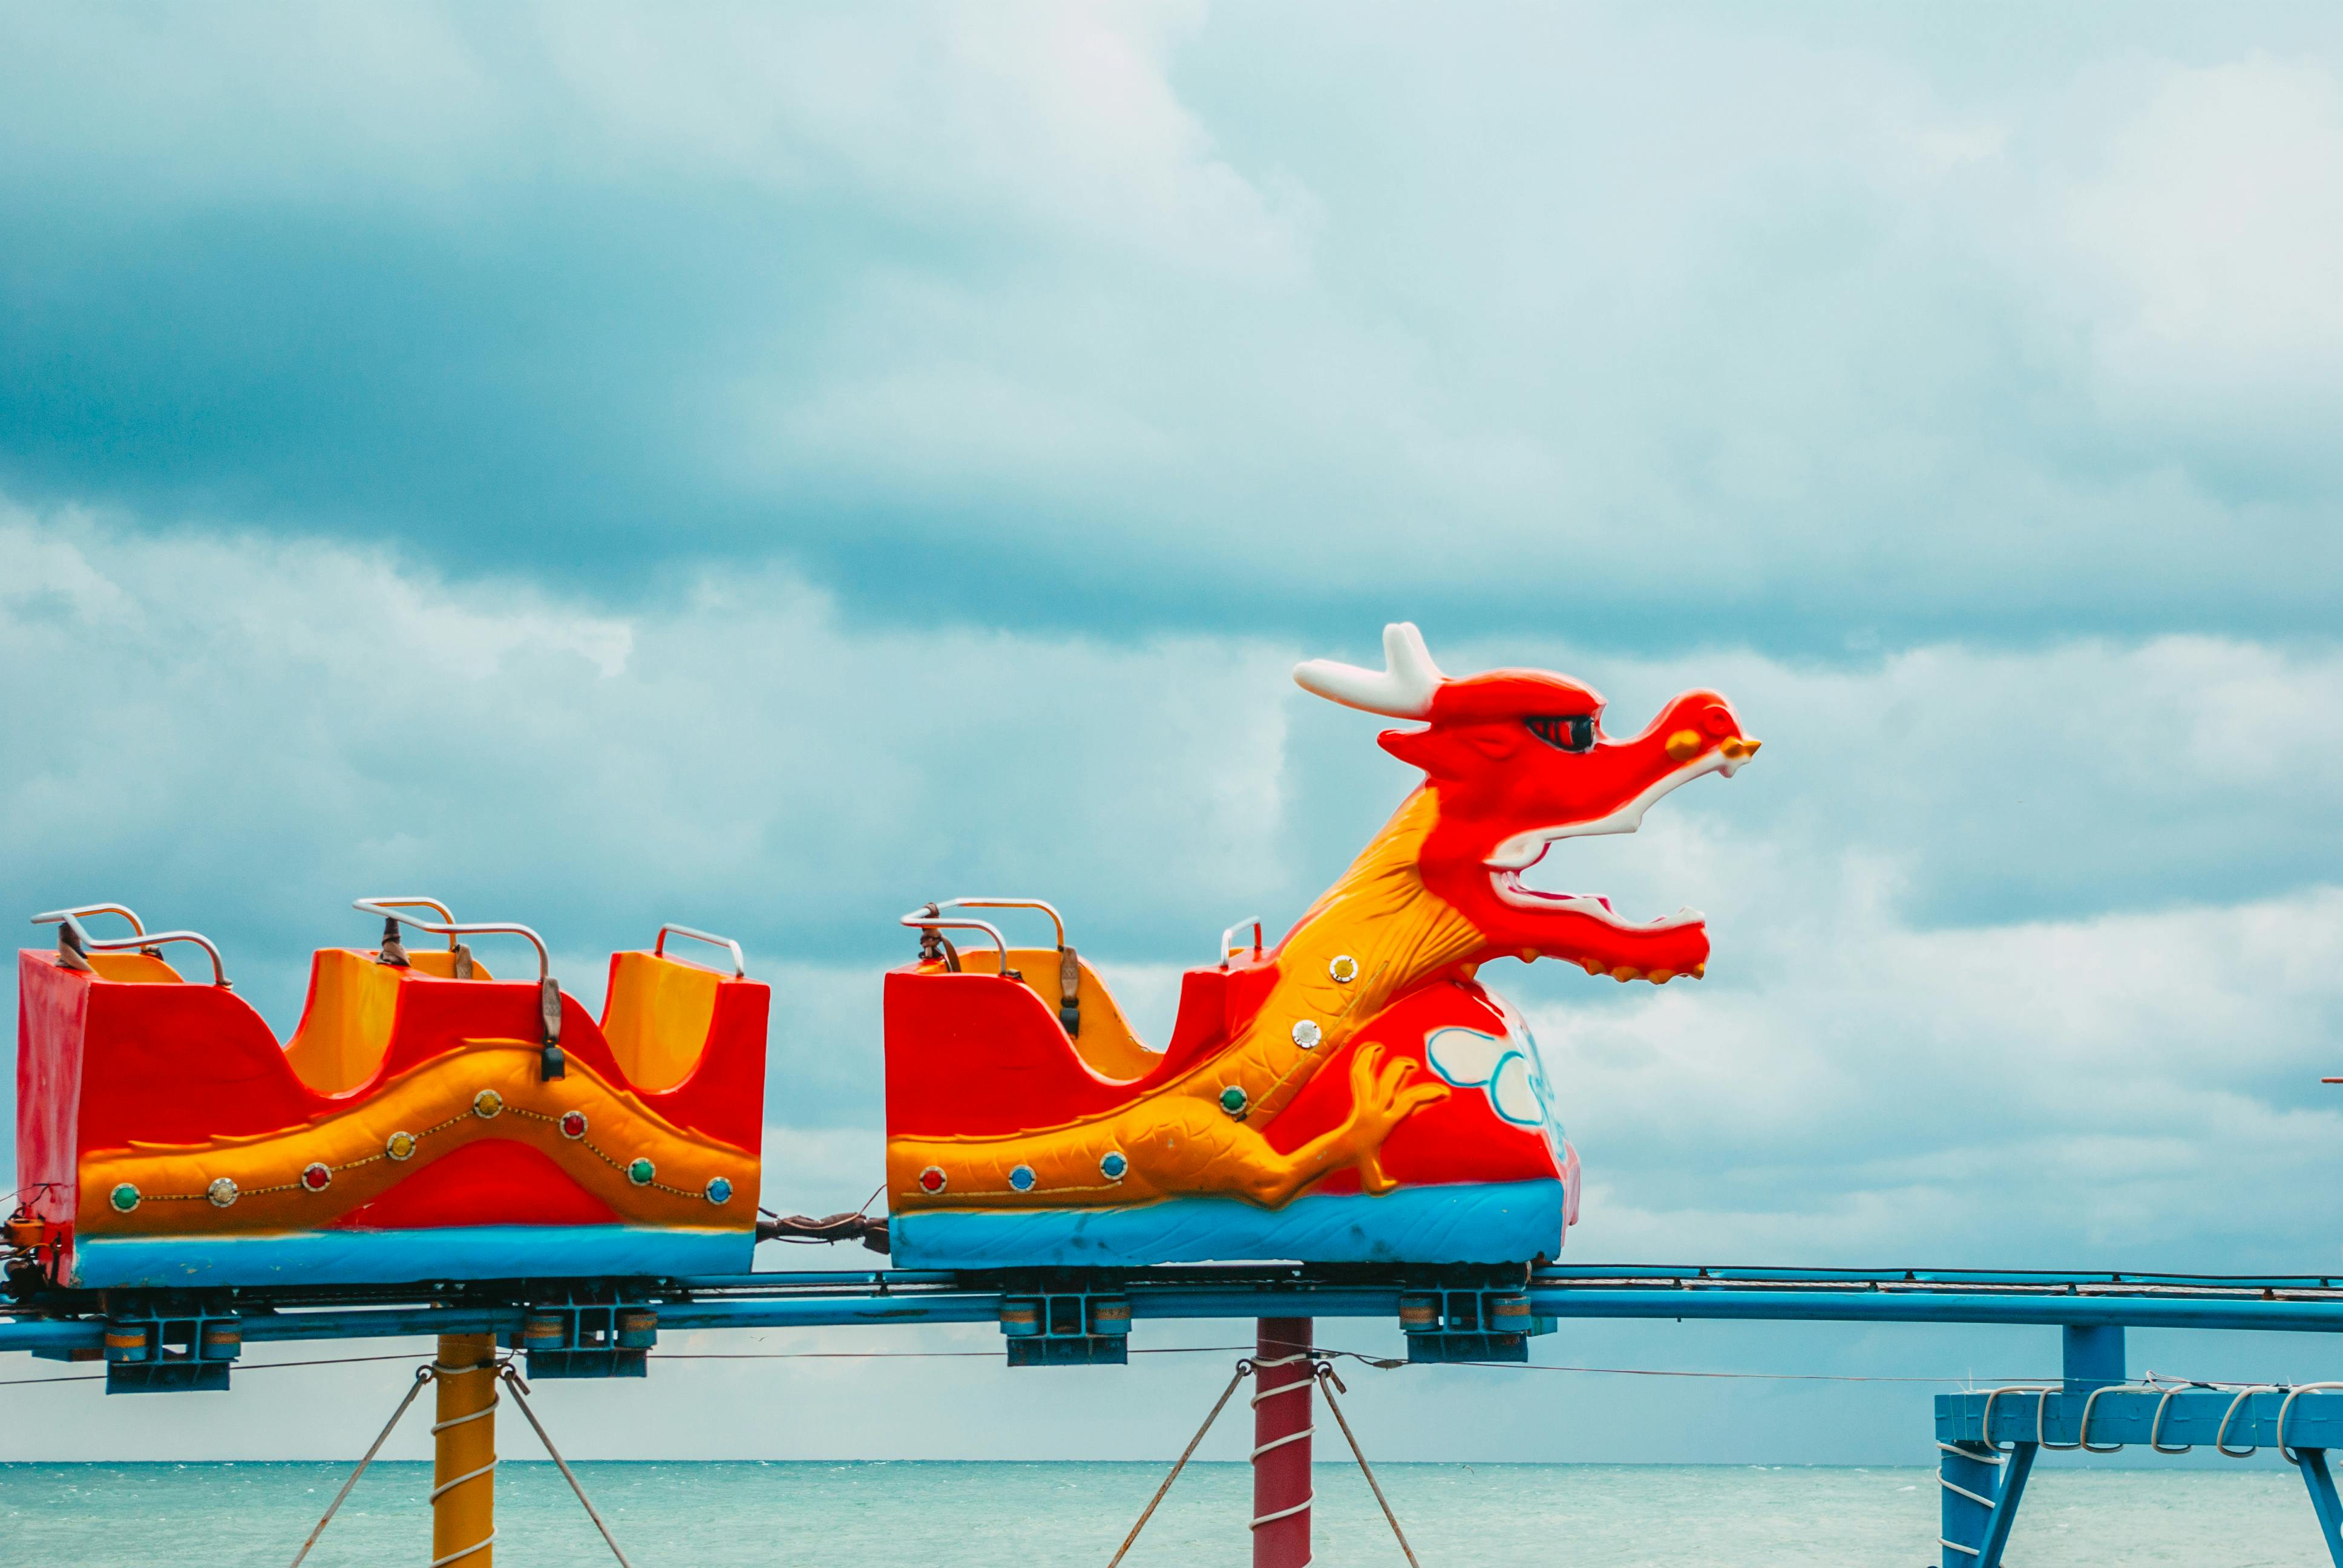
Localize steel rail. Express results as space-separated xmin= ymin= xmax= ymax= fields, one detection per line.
xmin=352 ymin=900 xmax=550 ymax=983
xmin=30 ymin=909 xmax=230 ymax=986
xmin=18 ymin=1271 xmax=2343 ymax=1357
xmin=654 ymin=923 xmax=747 ymax=979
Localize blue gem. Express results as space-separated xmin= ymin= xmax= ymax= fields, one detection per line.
xmin=1009 ymin=1165 xmax=1036 ymax=1192
xmin=1099 ymin=1151 xmax=1128 ymax=1181
xmin=706 ymin=1176 xmax=733 ymax=1204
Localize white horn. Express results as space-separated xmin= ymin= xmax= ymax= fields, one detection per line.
xmin=1293 ymin=622 xmax=1446 ymax=718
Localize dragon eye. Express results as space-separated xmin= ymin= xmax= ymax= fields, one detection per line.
xmin=1526 ymin=715 xmax=1596 ymax=753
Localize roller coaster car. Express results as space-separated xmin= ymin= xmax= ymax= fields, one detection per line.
xmin=884 ymin=624 xmax=1760 ymax=1270
xmin=13 ymin=900 xmax=767 ymax=1289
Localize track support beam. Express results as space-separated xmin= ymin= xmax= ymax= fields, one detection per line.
xmin=433 ymin=1333 xmax=497 ymax=1566
xmin=1938 ymin=1439 xmax=2032 ymax=1568
xmin=1254 ymin=1317 xmax=1312 ymax=1567
xmin=2298 ymin=1449 xmax=2343 ymax=1567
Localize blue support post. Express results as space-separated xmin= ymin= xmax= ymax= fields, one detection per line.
xmin=1938 ymin=1441 xmax=2000 ymax=1565
xmin=1938 ymin=1439 xmax=2034 ymax=1568
xmin=2298 ymin=1449 xmax=2343 ymax=1567
xmin=2062 ymin=1324 xmax=2124 ymax=1391
xmin=1977 ymin=1443 xmax=2035 ymax=1568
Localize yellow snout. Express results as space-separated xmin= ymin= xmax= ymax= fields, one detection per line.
xmin=1666 ymin=730 xmax=1763 ymax=763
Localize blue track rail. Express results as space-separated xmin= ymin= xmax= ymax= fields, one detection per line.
xmin=10 ymin=1263 xmax=2343 ymax=1353
xmin=16 ymin=1262 xmax=2343 ymax=1564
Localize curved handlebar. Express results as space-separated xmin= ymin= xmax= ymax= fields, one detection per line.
xmin=899 ymin=909 xmax=1012 ymax=975
xmin=931 ymin=898 xmax=1066 ymax=950
xmin=1219 ymin=916 xmax=1263 ymax=969
xmin=656 ymin=923 xmax=747 ymax=979
xmin=31 ymin=903 xmax=146 ymax=938
xmin=359 ymin=897 xmax=461 ymax=950
xmin=31 ymin=909 xmax=227 ymax=987
xmin=352 ymin=899 xmax=549 ymax=984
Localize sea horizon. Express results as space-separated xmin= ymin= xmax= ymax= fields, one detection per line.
xmin=5 ymin=1459 xmax=2334 ymax=1566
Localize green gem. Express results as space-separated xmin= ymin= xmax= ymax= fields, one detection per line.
xmin=110 ymin=1183 xmax=140 ymax=1213
xmin=628 ymin=1157 xmax=655 ymax=1186
xmin=1218 ymin=1085 xmax=1248 ymax=1118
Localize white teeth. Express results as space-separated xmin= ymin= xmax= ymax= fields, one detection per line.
xmin=1489 ymin=874 xmax=1703 ymax=931
xmin=1488 ymin=751 xmax=1731 ymax=867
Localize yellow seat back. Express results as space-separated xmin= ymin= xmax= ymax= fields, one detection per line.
xmin=85 ymin=952 xmax=185 ymax=984
xmin=954 ymin=946 xmax=1158 ymax=1081
xmin=280 ymin=949 xmax=491 ymax=1094
xmin=602 ymin=950 xmax=724 ymax=1093
xmin=284 ymin=950 xmax=405 ymax=1095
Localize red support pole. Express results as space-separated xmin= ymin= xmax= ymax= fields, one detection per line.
xmin=1253 ymin=1316 xmax=1314 ymax=1568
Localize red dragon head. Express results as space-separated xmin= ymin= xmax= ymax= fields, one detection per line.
xmin=1294 ymin=623 xmax=1758 ymax=983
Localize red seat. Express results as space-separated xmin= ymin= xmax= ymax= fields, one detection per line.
xmin=884 ymin=953 xmax=1281 ymax=1137
xmin=14 ymin=921 xmax=769 ymax=1290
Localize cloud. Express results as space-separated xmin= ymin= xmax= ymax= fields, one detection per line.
xmin=1551 ymin=885 xmax=2343 ymax=1270
xmin=5 ymin=503 xmax=2342 ymax=1464
xmin=0 ymin=499 xmax=1304 ymax=1021
xmin=2057 ymin=53 xmax=2343 ymax=459
xmin=4 ymin=7 xmax=2342 ymax=648
xmin=7 ymin=5 xmax=2343 ymax=1468
xmin=8 ymin=506 xmax=2339 ymax=1259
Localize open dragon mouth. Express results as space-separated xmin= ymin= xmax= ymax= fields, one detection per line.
xmin=1488 ymin=867 xmax=1704 ymax=932
xmin=1481 ymin=742 xmax=1758 ymax=932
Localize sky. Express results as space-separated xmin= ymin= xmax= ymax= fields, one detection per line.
xmin=5 ymin=1 xmax=2343 ymax=1478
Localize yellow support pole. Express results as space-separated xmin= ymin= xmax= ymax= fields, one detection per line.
xmin=431 ymin=1333 xmax=497 ymax=1567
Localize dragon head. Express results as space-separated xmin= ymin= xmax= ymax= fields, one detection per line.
xmin=1294 ymin=623 xmax=1757 ymax=983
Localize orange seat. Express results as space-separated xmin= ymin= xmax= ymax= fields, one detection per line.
xmin=283 ymin=947 xmax=494 ymax=1095
xmin=601 ymin=949 xmax=727 ymax=1093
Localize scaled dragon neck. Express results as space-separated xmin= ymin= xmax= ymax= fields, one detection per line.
xmin=1285 ymin=786 xmax=1483 ymax=999
xmin=1199 ymin=789 xmax=1483 ymax=1122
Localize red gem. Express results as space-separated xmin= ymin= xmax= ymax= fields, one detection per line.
xmin=301 ymin=1162 xmax=332 ymax=1191
xmin=559 ymin=1110 xmax=588 ymax=1139
xmin=918 ymin=1166 xmax=947 ymax=1194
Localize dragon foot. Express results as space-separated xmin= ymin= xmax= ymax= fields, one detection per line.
xmin=1233 ymin=1040 xmax=1448 ymax=1207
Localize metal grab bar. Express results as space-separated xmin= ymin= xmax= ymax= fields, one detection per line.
xmin=899 ymin=909 xmax=1012 ymax=976
xmin=1220 ymin=916 xmax=1263 ymax=969
xmin=352 ymin=900 xmax=549 ymax=984
xmin=656 ymin=924 xmax=747 ymax=979
xmin=360 ymin=897 xmax=461 ymax=951
xmin=2276 ymin=1382 xmax=2343 ymax=1463
xmin=2076 ymin=1381 xmax=2153 ymax=1453
xmin=31 ymin=909 xmax=228 ymax=987
xmin=2217 ymin=1383 xmax=2284 ymax=1457
xmin=931 ymin=898 xmax=1066 ymax=950
xmin=37 ymin=903 xmax=146 ymax=938
xmin=1974 ymin=1385 xmax=2057 ymax=1455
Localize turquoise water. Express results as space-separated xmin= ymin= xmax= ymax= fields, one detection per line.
xmin=1 ymin=1461 xmax=2335 ymax=1566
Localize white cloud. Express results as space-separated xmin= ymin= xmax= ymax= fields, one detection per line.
xmin=19 ymin=508 xmax=2342 ymax=1259
xmin=2059 ymin=54 xmax=2343 ymax=430
xmin=0 ymin=500 xmax=1303 ymax=1036
xmin=8 ymin=9 xmax=2343 ymax=643
xmin=7 ymin=505 xmax=2343 ymax=1466
xmin=1550 ymin=886 xmax=2343 ymax=1267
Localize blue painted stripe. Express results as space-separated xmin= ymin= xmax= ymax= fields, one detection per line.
xmin=74 ymin=1225 xmax=752 ymax=1288
xmin=891 ymin=1180 xmax=1564 ymax=1269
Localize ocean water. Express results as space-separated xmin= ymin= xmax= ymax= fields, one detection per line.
xmin=1 ymin=1460 xmax=2335 ymax=1567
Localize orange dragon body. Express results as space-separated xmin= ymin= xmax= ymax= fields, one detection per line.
xmin=884 ymin=624 xmax=1758 ymax=1267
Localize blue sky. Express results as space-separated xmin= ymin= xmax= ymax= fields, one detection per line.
xmin=6 ymin=2 xmax=2343 ymax=1473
